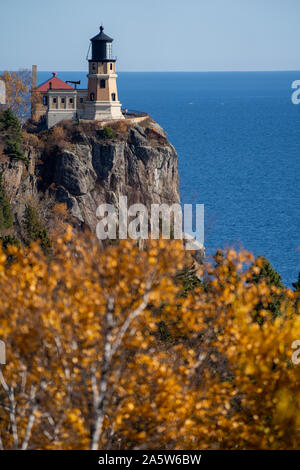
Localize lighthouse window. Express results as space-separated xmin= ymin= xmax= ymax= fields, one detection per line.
xmin=112 ymin=93 xmax=116 ymax=101
xmin=90 ymin=93 xmax=95 ymax=101
xmin=69 ymin=98 xmax=73 ymax=104
xmin=106 ymin=43 xmax=112 ymax=59
xmin=100 ymin=79 xmax=106 ymax=88
xmin=61 ymin=98 xmax=65 ymax=104
xmin=110 ymin=63 xmax=113 ymax=70
xmin=92 ymin=63 xmax=96 ymax=71
xmin=53 ymin=97 xmax=57 ymax=104
xmin=43 ymin=96 xmax=48 ymax=105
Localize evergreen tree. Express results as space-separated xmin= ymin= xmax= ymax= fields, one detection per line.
xmin=292 ymin=273 xmax=300 ymax=293
xmin=0 ymin=108 xmax=28 ymax=164
xmin=249 ymin=256 xmax=284 ymax=320
xmin=0 ymin=108 xmax=23 ymax=142
xmin=4 ymin=140 xmax=26 ymax=160
xmin=0 ymin=173 xmax=13 ymax=230
xmin=251 ymin=256 xmax=283 ymax=288
xmin=23 ymin=205 xmax=51 ymax=253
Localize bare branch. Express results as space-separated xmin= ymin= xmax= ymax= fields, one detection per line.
xmin=0 ymin=368 xmax=18 ymax=448
xmin=21 ymin=386 xmax=38 ymax=450
xmin=90 ymin=282 xmax=151 ymax=450
xmin=111 ymin=284 xmax=151 ymax=358
xmin=9 ymin=387 xmax=18 ymax=449
xmin=0 ymin=368 xmax=9 ymax=394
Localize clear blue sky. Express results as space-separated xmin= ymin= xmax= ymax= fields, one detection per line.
xmin=1 ymin=0 xmax=299 ymax=71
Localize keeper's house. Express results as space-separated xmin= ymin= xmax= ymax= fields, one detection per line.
xmin=31 ymin=26 xmax=124 ymax=128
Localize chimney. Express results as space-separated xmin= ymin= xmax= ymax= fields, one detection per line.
xmin=32 ymin=64 xmax=37 ymax=89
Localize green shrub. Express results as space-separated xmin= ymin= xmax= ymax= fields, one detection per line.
xmin=175 ymin=264 xmax=202 ymax=297
xmin=0 ymin=234 xmax=21 ymax=250
xmin=0 ymin=234 xmax=21 ymax=263
xmin=101 ymin=126 xmax=115 ymax=139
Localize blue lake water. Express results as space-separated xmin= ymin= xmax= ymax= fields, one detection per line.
xmin=37 ymin=71 xmax=300 ymax=286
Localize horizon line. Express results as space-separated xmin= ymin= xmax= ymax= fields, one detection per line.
xmin=30 ymin=69 xmax=300 ymax=73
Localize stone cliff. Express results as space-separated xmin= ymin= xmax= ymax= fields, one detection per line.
xmin=0 ymin=118 xmax=180 ymax=236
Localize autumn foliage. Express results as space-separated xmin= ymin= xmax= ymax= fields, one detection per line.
xmin=0 ymin=229 xmax=299 ymax=450
xmin=0 ymin=70 xmax=32 ymax=124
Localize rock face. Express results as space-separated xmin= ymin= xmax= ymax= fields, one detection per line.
xmin=0 ymin=120 xmax=180 ymax=234
xmin=0 ymin=150 xmax=39 ymax=229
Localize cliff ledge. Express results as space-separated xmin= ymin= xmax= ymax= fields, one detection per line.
xmin=0 ymin=118 xmax=180 ymax=236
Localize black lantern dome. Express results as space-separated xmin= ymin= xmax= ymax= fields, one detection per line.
xmin=90 ymin=26 xmax=115 ymax=62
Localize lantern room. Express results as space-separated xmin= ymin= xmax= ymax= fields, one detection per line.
xmin=90 ymin=26 xmax=115 ymax=62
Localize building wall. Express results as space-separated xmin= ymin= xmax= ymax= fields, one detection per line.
xmin=31 ymin=92 xmax=48 ymax=121
xmin=32 ymin=88 xmax=90 ymax=126
xmin=46 ymin=90 xmax=77 ymax=127
xmin=83 ymin=101 xmax=124 ymax=121
xmin=89 ymin=61 xmax=116 ymax=75
xmin=0 ymin=80 xmax=6 ymax=105
xmin=85 ymin=58 xmax=123 ymax=120
xmin=77 ymin=90 xmax=88 ymax=117
xmin=97 ymin=75 xmax=118 ymax=101
xmin=88 ymin=73 xmax=119 ymax=102
xmin=87 ymin=59 xmax=119 ymax=103
xmin=49 ymin=95 xmax=75 ymax=110
xmin=87 ymin=78 xmax=98 ymax=101
xmin=47 ymin=110 xmax=77 ymax=128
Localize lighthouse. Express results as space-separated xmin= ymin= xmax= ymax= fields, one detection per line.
xmin=32 ymin=25 xmax=125 ymax=127
xmin=83 ymin=26 xmax=124 ymax=121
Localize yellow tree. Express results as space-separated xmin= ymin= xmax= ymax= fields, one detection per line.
xmin=0 ymin=230 xmax=299 ymax=450
xmin=0 ymin=70 xmax=32 ymax=124
xmin=0 ymin=229 xmax=188 ymax=449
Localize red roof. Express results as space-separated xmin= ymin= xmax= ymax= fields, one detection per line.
xmin=35 ymin=73 xmax=74 ymax=92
